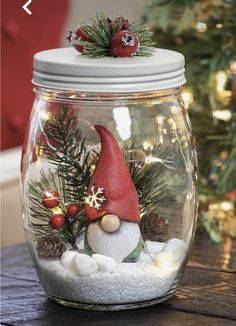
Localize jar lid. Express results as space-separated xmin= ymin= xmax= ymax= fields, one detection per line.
xmin=33 ymin=47 xmax=185 ymax=93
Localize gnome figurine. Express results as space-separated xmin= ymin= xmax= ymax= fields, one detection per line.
xmin=85 ymin=125 xmax=141 ymax=263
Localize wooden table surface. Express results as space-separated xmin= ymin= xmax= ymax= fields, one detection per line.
xmin=1 ymin=234 xmax=236 ymax=326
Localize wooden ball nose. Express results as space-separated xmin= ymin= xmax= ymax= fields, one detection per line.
xmin=101 ymin=214 xmax=120 ymax=233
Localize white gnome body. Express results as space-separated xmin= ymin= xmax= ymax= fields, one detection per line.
xmin=87 ymin=218 xmax=141 ymax=263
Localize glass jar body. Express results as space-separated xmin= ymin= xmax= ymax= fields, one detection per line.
xmin=21 ymin=87 xmax=198 ymax=310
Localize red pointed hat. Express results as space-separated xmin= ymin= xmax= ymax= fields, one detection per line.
xmin=85 ymin=125 xmax=140 ymax=223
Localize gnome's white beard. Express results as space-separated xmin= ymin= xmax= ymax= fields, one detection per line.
xmin=87 ymin=221 xmax=141 ymax=263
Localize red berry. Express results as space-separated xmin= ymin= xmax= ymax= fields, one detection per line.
xmin=49 ymin=214 xmax=65 ymax=229
xmin=111 ymin=31 xmax=139 ymax=57
xmin=41 ymin=191 xmax=60 ymax=209
xmin=121 ymin=21 xmax=130 ymax=30
xmin=69 ymin=26 xmax=92 ymax=53
xmin=67 ymin=203 xmax=80 ymax=217
xmin=115 ymin=16 xmax=130 ymax=30
xmin=108 ymin=17 xmax=130 ymax=32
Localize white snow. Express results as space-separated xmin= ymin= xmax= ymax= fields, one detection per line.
xmin=38 ymin=238 xmax=186 ymax=304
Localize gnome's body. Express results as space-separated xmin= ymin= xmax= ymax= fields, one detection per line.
xmin=85 ymin=125 xmax=141 ymax=263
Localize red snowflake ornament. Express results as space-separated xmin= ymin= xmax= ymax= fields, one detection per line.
xmin=111 ymin=30 xmax=139 ymax=57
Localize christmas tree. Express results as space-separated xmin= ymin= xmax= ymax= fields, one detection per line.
xmin=142 ymin=0 xmax=236 ymax=242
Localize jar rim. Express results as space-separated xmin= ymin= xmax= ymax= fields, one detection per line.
xmin=33 ymin=48 xmax=186 ymax=93
xmin=34 ymin=86 xmax=184 ymax=102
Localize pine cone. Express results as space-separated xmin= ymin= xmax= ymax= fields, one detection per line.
xmin=36 ymin=235 xmax=66 ymax=260
xmin=140 ymin=213 xmax=169 ymax=242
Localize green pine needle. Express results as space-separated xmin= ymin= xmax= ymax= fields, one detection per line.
xmin=129 ymin=21 xmax=155 ymax=47
xmin=27 ymin=106 xmax=96 ymax=245
xmin=124 ymin=147 xmax=176 ymax=216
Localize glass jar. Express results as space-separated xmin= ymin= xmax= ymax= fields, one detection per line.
xmin=21 ymin=48 xmax=198 ymax=310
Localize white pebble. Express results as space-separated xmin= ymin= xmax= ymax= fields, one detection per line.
xmin=61 ymin=251 xmax=78 ymax=269
xmin=155 ymin=251 xmax=174 ymax=269
xmin=92 ymin=254 xmax=117 ymax=273
xmin=144 ymin=241 xmax=165 ymax=254
xmin=163 ymin=238 xmax=185 ymax=262
xmin=72 ymin=254 xmax=97 ymax=277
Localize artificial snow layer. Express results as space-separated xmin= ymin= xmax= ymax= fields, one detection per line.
xmin=39 ymin=238 xmax=186 ymax=304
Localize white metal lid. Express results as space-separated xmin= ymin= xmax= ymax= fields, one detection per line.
xmin=33 ymin=47 xmax=185 ymax=93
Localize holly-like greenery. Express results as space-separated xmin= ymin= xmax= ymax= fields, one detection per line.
xmin=28 ymin=171 xmax=86 ymax=248
xmin=40 ymin=107 xmax=96 ymax=203
xmin=72 ymin=12 xmax=155 ymax=58
xmin=142 ymin=0 xmax=236 ymax=241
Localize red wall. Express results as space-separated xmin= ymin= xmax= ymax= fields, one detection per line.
xmin=1 ymin=0 xmax=69 ymax=150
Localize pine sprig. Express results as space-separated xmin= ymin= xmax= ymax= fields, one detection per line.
xmin=80 ymin=13 xmax=112 ymax=57
xmin=40 ymin=106 xmax=97 ymax=203
xmin=129 ymin=21 xmax=155 ymax=56
xmin=28 ymin=171 xmax=62 ymax=240
xmin=28 ymin=170 xmax=88 ymax=246
xmin=72 ymin=12 xmax=155 ymax=58
xmin=27 ymin=107 xmax=97 ymax=246
xmin=124 ymin=148 xmax=176 ymax=216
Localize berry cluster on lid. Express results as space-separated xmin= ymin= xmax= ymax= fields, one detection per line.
xmin=67 ymin=13 xmax=155 ymax=58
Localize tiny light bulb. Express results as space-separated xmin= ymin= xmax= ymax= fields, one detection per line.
xmin=230 ymin=61 xmax=236 ymax=74
xmin=196 ymin=22 xmax=207 ymax=32
xmin=182 ymin=88 xmax=194 ymax=108
xmin=155 ymin=251 xmax=174 ymax=272
xmin=213 ymin=110 xmax=232 ymax=122
xmin=143 ymin=141 xmax=153 ymax=150
xmin=51 ymin=207 xmax=63 ymax=214
xmin=216 ymin=23 xmax=223 ymax=29
xmin=220 ymin=201 xmax=232 ymax=211
xmin=39 ymin=111 xmax=50 ymax=121
xmin=168 ymin=118 xmax=177 ymax=130
xmin=156 ymin=116 xmax=164 ymax=125
xmin=216 ymin=71 xmax=227 ymax=92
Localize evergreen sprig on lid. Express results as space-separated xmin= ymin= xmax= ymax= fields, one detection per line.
xmin=67 ymin=13 xmax=155 ymax=58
